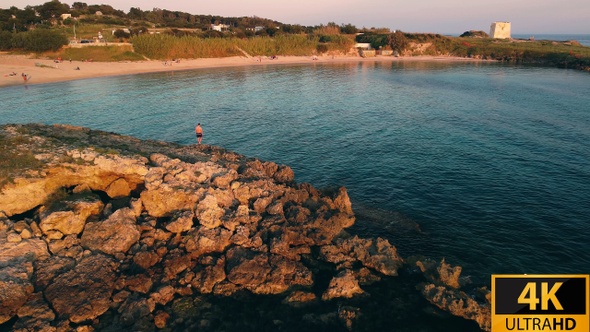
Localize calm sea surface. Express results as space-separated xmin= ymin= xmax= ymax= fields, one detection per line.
xmin=2 ymin=60 xmax=589 ymax=291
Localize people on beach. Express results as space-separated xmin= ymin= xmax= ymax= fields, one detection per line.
xmin=195 ymin=123 xmax=203 ymax=144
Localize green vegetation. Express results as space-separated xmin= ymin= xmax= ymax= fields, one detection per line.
xmin=428 ymin=35 xmax=590 ymax=70
xmin=355 ymin=32 xmax=590 ymax=71
xmin=0 ymin=28 xmax=68 ymax=52
xmin=131 ymin=34 xmax=240 ymax=59
xmin=131 ymin=34 xmax=354 ymax=59
xmin=2 ymin=1 xmax=589 ymax=71
xmin=0 ymin=134 xmax=44 ymax=186
xmin=47 ymin=45 xmax=146 ymax=61
xmin=235 ymin=35 xmax=315 ymax=57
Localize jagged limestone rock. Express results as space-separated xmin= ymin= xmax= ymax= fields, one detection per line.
xmin=81 ymin=208 xmax=140 ymax=255
xmin=0 ymin=124 xmax=488 ymax=331
xmin=44 ymin=254 xmax=118 ymax=323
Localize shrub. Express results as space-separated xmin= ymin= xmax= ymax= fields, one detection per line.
xmin=11 ymin=32 xmax=26 ymax=49
xmin=0 ymin=30 xmax=12 ymax=50
xmin=388 ymin=31 xmax=408 ymax=53
xmin=113 ymin=29 xmax=130 ymax=39
xmin=21 ymin=29 xmax=68 ymax=52
xmin=316 ymin=44 xmax=328 ymax=53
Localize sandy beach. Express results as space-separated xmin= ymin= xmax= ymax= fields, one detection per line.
xmin=0 ymin=53 xmax=477 ymax=87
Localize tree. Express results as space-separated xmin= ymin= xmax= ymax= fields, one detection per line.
xmin=340 ymin=23 xmax=358 ymax=34
xmin=20 ymin=7 xmax=42 ymax=25
xmin=37 ymin=0 xmax=69 ymax=21
xmin=128 ymin=7 xmax=144 ymax=20
xmin=1 ymin=7 xmax=40 ymax=31
xmin=0 ymin=10 xmax=12 ymax=31
xmin=71 ymin=2 xmax=88 ymax=12
xmin=388 ymin=30 xmax=408 ymax=53
xmin=97 ymin=4 xmax=116 ymax=15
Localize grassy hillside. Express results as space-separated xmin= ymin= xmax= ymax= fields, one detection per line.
xmin=45 ymin=44 xmax=146 ymax=61
xmin=4 ymin=20 xmax=587 ymax=71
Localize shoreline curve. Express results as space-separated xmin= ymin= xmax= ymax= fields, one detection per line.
xmin=0 ymin=54 xmax=487 ymax=88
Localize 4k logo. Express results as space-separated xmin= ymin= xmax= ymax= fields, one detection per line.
xmin=518 ymin=282 xmax=563 ymax=311
xmin=492 ymin=275 xmax=589 ymax=332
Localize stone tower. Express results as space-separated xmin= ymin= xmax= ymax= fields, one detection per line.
xmin=490 ymin=22 xmax=511 ymax=39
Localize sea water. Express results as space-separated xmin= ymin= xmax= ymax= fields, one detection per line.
xmin=1 ymin=60 xmax=589 ymax=318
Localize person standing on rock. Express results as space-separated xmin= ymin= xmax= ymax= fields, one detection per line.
xmin=195 ymin=123 xmax=203 ymax=144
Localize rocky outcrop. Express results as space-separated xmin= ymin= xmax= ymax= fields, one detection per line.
xmin=416 ymin=258 xmax=491 ymax=331
xmin=0 ymin=124 xmax=488 ymax=331
xmin=460 ymin=30 xmax=489 ymax=38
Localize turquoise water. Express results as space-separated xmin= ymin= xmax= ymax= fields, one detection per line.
xmin=2 ymin=61 xmax=589 ymax=289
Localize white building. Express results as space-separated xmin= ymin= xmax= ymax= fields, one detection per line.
xmin=490 ymin=22 xmax=511 ymax=39
xmin=211 ymin=24 xmax=230 ymax=32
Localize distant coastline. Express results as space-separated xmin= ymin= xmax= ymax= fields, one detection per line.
xmin=444 ymin=33 xmax=590 ymax=47
xmin=511 ymin=34 xmax=590 ymax=47
xmin=0 ymin=54 xmax=485 ymax=88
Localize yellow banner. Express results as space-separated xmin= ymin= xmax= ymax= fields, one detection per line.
xmin=492 ymin=275 xmax=589 ymax=332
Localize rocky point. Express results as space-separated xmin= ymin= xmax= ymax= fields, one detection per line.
xmin=0 ymin=124 xmax=490 ymax=331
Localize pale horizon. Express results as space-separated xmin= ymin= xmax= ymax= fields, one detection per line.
xmin=2 ymin=0 xmax=589 ymax=34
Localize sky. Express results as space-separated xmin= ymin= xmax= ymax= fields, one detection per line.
xmin=2 ymin=0 xmax=590 ymax=34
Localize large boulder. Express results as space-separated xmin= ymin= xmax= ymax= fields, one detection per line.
xmin=81 ymin=208 xmax=140 ymax=255
xmin=254 ymin=255 xmax=313 ymax=294
xmin=13 ymin=292 xmax=56 ymax=331
xmin=195 ymin=194 xmax=225 ymax=229
xmin=39 ymin=195 xmax=104 ymax=236
xmin=322 ymin=269 xmax=365 ymax=301
xmin=191 ymin=256 xmax=226 ymax=293
xmin=44 ymin=254 xmax=118 ymax=323
xmin=0 ymin=261 xmax=35 ymax=324
xmin=225 ymin=247 xmax=313 ymax=295
xmin=320 ymin=236 xmax=404 ymax=276
xmin=165 ymin=210 xmax=194 ymax=234
xmin=0 ymin=239 xmax=50 ymax=264
xmin=140 ymin=187 xmax=200 ymax=218
xmin=421 ymin=283 xmax=491 ymax=331
xmin=225 ymin=247 xmax=272 ymax=290
xmin=184 ymin=226 xmax=232 ymax=257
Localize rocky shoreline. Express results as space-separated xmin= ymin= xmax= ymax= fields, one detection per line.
xmin=0 ymin=124 xmax=490 ymax=331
